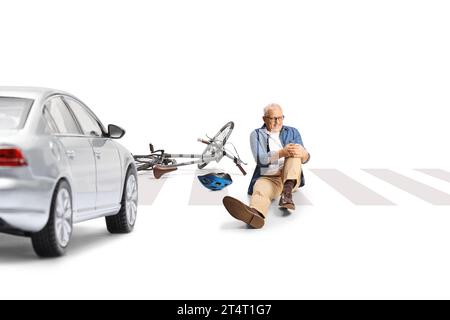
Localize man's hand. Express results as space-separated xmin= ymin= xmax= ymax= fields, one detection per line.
xmin=279 ymin=144 xmax=309 ymax=162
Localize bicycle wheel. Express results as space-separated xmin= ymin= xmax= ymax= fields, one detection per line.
xmin=134 ymin=155 xmax=161 ymax=171
xmin=212 ymin=121 xmax=234 ymax=145
xmin=137 ymin=162 xmax=153 ymax=171
xmin=198 ymin=121 xmax=234 ymax=169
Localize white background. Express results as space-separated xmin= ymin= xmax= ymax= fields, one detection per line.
xmin=1 ymin=0 xmax=450 ymax=299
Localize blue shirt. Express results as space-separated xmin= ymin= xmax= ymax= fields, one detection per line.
xmin=248 ymin=125 xmax=308 ymax=195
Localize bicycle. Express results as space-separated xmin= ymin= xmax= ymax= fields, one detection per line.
xmin=133 ymin=121 xmax=247 ymax=179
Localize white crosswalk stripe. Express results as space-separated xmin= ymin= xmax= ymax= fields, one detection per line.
xmin=364 ymin=169 xmax=450 ymax=205
xmin=138 ymin=168 xmax=450 ymax=206
xmin=310 ymin=169 xmax=395 ymax=205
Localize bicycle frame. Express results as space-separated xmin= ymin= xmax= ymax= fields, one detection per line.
xmin=154 ymin=152 xmax=237 ymax=168
xmin=133 ymin=122 xmax=247 ymax=178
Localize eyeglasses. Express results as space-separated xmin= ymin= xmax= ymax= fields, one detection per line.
xmin=264 ymin=115 xmax=285 ymax=122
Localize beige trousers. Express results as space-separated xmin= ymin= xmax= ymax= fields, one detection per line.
xmin=250 ymin=157 xmax=302 ymax=217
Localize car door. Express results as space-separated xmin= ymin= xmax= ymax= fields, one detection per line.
xmin=63 ymin=96 xmax=122 ymax=213
xmin=45 ymin=96 xmax=97 ymax=216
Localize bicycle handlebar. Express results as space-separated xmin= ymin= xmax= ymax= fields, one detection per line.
xmin=228 ymin=153 xmax=247 ymax=175
xmin=236 ymin=162 xmax=247 ymax=175
xmin=198 ymin=138 xmax=211 ymax=145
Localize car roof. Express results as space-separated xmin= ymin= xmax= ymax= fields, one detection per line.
xmin=0 ymin=87 xmax=87 ymax=134
xmin=0 ymin=86 xmax=68 ymax=100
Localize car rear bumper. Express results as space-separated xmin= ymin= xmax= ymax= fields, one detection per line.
xmin=0 ymin=177 xmax=54 ymax=233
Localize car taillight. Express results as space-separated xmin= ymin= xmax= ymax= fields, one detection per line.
xmin=0 ymin=148 xmax=28 ymax=167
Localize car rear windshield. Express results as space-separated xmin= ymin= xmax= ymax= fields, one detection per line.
xmin=0 ymin=97 xmax=34 ymax=130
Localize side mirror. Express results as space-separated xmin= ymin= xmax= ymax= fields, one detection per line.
xmin=108 ymin=124 xmax=125 ymax=139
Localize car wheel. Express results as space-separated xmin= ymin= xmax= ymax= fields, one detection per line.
xmin=106 ymin=167 xmax=138 ymax=233
xmin=31 ymin=180 xmax=73 ymax=258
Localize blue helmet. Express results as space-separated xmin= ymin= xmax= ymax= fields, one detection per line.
xmin=198 ymin=172 xmax=233 ymax=191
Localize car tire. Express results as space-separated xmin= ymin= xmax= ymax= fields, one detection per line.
xmin=106 ymin=167 xmax=138 ymax=233
xmin=31 ymin=180 xmax=73 ymax=258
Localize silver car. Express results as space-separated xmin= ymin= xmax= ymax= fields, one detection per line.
xmin=0 ymin=87 xmax=138 ymax=257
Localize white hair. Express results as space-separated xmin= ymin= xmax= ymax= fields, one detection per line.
xmin=263 ymin=103 xmax=282 ymax=116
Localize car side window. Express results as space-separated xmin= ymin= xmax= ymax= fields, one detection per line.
xmin=46 ymin=97 xmax=80 ymax=134
xmin=42 ymin=106 xmax=59 ymax=134
xmin=64 ymin=97 xmax=103 ymax=137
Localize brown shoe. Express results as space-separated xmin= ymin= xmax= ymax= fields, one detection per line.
xmin=279 ymin=192 xmax=295 ymax=210
xmin=222 ymin=196 xmax=265 ymax=229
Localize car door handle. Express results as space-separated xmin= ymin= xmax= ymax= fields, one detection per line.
xmin=66 ymin=150 xmax=76 ymax=159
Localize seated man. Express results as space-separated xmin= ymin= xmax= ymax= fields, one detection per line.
xmin=223 ymin=103 xmax=310 ymax=229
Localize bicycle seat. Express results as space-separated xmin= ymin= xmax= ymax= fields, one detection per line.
xmin=153 ymin=165 xmax=178 ymax=179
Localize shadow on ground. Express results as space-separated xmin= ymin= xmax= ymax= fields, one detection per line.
xmin=0 ymin=224 xmax=124 ymax=263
